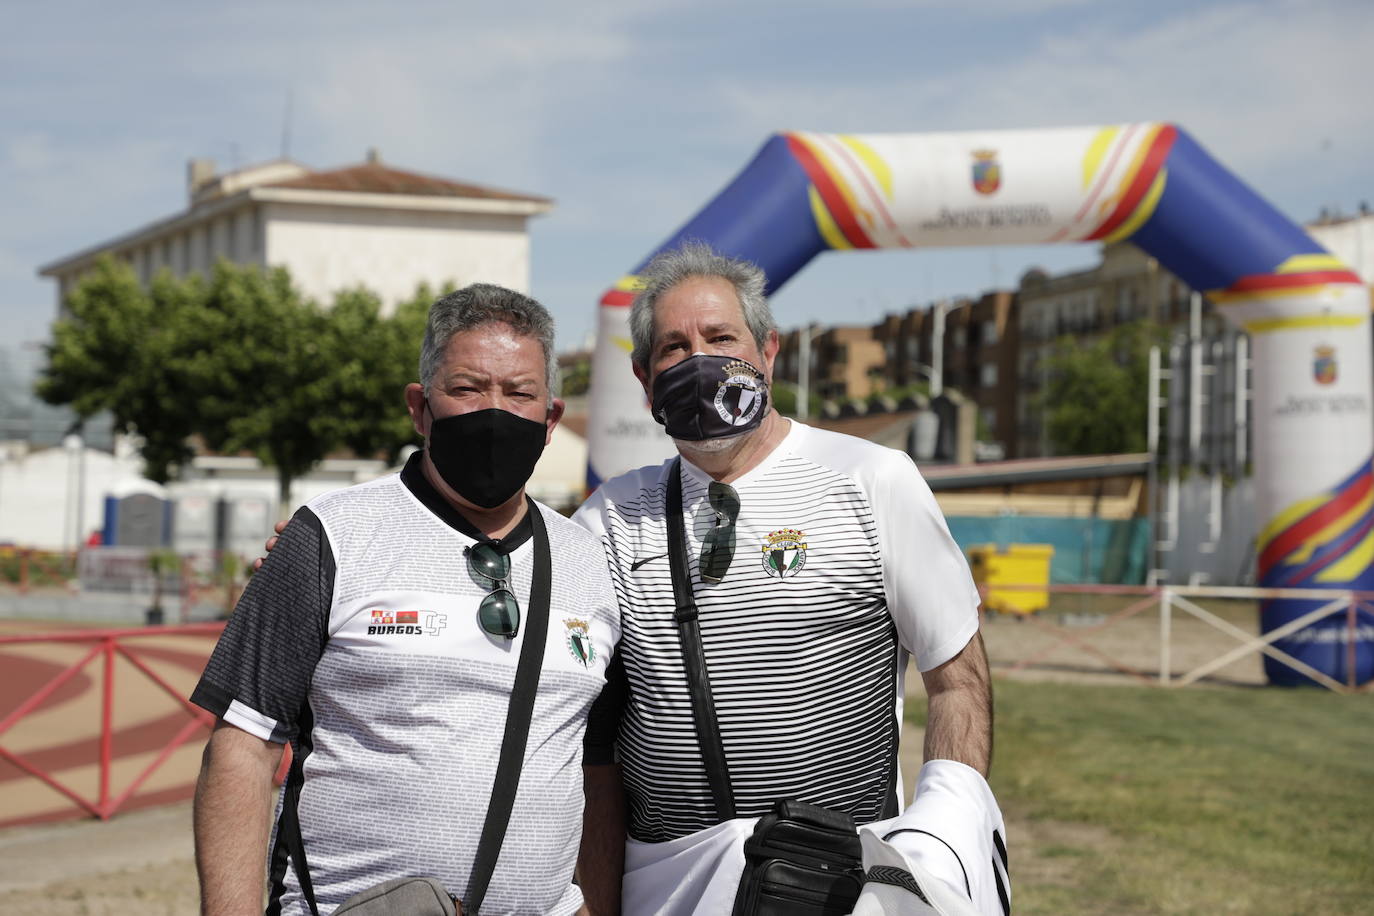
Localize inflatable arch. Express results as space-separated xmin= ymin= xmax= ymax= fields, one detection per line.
xmin=585 ymin=124 xmax=1372 ymax=686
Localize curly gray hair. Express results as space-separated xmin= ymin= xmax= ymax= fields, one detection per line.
xmin=628 ymin=242 xmax=775 ymax=374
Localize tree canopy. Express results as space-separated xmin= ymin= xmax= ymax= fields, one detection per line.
xmin=1041 ymin=321 xmax=1159 ymax=456
xmin=39 ymin=257 xmax=429 ymax=504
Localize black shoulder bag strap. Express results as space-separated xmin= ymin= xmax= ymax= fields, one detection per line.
xmin=666 ymin=458 xmax=736 ymax=821
xmin=285 ymin=497 xmax=553 ymax=916
xmin=464 ymin=497 xmax=553 ymax=915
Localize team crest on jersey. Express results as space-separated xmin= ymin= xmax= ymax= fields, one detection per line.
xmin=369 ymin=609 xmax=447 ymax=636
xmin=762 ymin=528 xmax=807 ymax=579
xmin=563 ymin=617 xmax=596 ymax=667
xmin=714 ymin=360 xmax=765 ymax=428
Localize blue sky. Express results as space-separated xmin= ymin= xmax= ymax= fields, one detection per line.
xmin=3 ymin=0 xmax=1371 ymax=357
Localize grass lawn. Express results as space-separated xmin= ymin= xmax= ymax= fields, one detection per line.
xmin=910 ymin=679 xmax=1374 ymax=915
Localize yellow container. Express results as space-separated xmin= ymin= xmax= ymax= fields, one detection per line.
xmin=967 ymin=543 xmax=1054 ymax=615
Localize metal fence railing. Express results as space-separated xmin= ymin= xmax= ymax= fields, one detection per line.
xmin=983 ymin=583 xmax=1373 ymax=695
xmin=0 ymin=623 xmax=288 ymax=828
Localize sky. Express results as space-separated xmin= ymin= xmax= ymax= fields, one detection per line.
xmin=3 ymin=0 xmax=1371 ymax=358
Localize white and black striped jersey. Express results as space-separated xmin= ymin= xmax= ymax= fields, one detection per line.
xmin=574 ymin=420 xmax=979 ymax=843
xmin=192 ymin=454 xmax=620 ymax=915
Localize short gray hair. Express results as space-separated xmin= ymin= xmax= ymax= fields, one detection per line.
xmin=419 ymin=283 xmax=557 ymax=395
xmin=629 ymin=241 xmax=775 ymax=374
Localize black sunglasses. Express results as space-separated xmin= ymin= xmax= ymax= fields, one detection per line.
xmin=467 ymin=541 xmax=520 ymax=638
xmin=700 ymin=481 xmax=741 ymax=584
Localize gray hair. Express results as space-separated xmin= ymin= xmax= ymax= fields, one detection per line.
xmin=419 ymin=283 xmax=557 ymax=396
xmin=629 ymin=241 xmax=775 ymax=374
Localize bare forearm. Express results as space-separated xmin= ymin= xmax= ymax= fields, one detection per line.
xmin=576 ymin=763 xmax=626 ymax=916
xmin=921 ymin=632 xmax=993 ymax=776
xmin=193 ymin=724 xmax=280 ymax=916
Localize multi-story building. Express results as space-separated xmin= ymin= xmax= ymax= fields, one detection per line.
xmin=775 ymin=290 xmax=1021 ymax=457
xmin=945 ymin=290 xmax=1019 ymax=457
xmin=775 ymin=323 xmax=886 ymax=402
xmin=39 ymin=150 xmax=553 ymax=312
xmin=769 ymin=206 xmax=1373 ymax=462
xmin=1016 ymin=243 xmax=1200 ymax=457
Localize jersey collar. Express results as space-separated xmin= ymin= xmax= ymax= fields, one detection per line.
xmin=400 ymin=451 xmax=533 ymax=553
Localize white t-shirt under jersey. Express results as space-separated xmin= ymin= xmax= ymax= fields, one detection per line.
xmin=574 ymin=419 xmax=980 ymax=844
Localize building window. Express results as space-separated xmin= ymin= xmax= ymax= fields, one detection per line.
xmin=982 ymin=319 xmax=998 ymax=345
xmin=980 ymin=363 xmax=998 ymax=388
xmin=952 ymin=326 xmax=967 ymax=348
xmin=227 ymin=214 xmax=239 ymax=261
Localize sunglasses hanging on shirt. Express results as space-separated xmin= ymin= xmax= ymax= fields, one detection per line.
xmin=699 ymin=481 xmax=740 ymax=584
xmin=467 ymin=541 xmax=520 ymax=638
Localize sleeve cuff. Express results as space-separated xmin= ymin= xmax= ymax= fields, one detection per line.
xmin=916 ymin=616 xmax=980 ymax=673
xmin=190 ymin=680 xmax=289 ymax=744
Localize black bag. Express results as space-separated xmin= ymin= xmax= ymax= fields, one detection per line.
xmin=665 ymin=461 xmax=866 ymax=916
xmin=731 ymin=800 xmax=867 ymax=916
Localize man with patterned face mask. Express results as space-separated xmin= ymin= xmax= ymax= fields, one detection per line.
xmin=192 ymin=284 xmax=619 ymax=916
xmin=573 ymin=244 xmax=1008 ymax=916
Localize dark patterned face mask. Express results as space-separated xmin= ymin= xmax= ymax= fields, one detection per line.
xmin=650 ymin=354 xmax=769 ymax=441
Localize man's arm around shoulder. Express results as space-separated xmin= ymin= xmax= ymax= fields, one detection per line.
xmin=194 ymin=720 xmax=284 ymax=916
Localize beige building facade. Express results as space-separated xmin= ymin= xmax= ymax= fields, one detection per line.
xmin=39 ymin=151 xmax=553 ymax=312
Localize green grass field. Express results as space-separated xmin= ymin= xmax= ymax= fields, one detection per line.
xmin=910 ymin=679 xmax=1374 ymax=915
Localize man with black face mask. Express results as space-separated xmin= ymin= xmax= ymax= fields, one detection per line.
xmin=192 ymin=284 xmax=619 ymax=916
xmin=573 ymin=244 xmax=1008 ymax=916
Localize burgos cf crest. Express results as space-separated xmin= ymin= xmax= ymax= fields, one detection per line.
xmin=563 ymin=617 xmax=596 ymax=667
xmin=1313 ymin=345 xmax=1336 ymax=385
xmin=972 ymin=149 xmax=1000 ymax=196
xmin=762 ymin=529 xmax=807 ymax=579
xmin=714 ymin=360 xmax=765 ymax=428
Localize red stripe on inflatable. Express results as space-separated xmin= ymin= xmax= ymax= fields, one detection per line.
xmin=1259 ymin=472 xmax=1374 ymax=577
xmin=1280 ymin=511 xmax=1374 ymax=586
xmin=600 ymin=289 xmax=635 ymax=308
xmin=1224 ymin=270 xmax=1364 ymax=292
xmin=1085 ymin=125 xmax=1178 ymax=241
xmin=783 ymin=134 xmax=876 ymax=249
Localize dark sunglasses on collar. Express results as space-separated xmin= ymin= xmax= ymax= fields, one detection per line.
xmin=700 ymin=481 xmax=740 ymax=584
xmin=467 ymin=541 xmax=520 ymax=638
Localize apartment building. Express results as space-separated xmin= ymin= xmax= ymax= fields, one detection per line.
xmin=39 ymin=151 xmax=553 ymax=313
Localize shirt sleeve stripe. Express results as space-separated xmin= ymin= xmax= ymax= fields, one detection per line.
xmin=223 ymin=698 xmax=285 ymax=743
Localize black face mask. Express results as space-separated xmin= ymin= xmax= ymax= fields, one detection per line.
xmin=650 ymin=354 xmax=769 ymax=442
xmin=426 ymin=406 xmax=548 ymax=508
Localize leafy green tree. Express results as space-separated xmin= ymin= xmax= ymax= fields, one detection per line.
xmin=560 ymin=355 xmax=591 ymax=398
xmin=1041 ymin=321 xmax=1159 ymax=455
xmin=770 ymin=380 xmax=822 ymax=418
xmin=186 ymin=262 xmax=340 ymax=506
xmin=39 ymin=257 xmax=203 ymax=482
xmin=41 ymin=259 xmax=433 ymax=507
xmin=316 ymin=285 xmax=421 ymax=465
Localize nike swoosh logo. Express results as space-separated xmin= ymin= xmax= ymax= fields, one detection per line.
xmin=631 ymin=553 xmax=668 ymax=571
